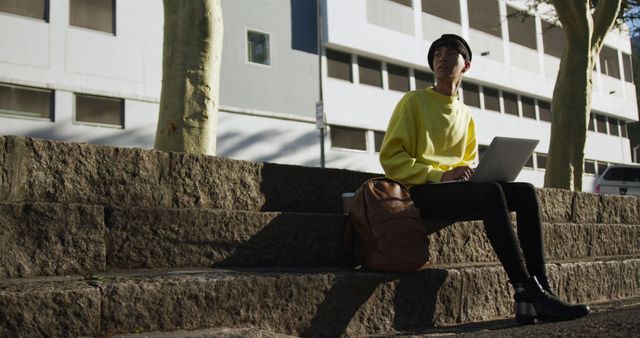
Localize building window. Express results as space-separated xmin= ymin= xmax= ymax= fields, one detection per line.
xmin=468 ymin=0 xmax=501 ymax=38
xmin=621 ymin=122 xmax=628 ymax=138
xmin=584 ymin=160 xmax=596 ymax=175
xmin=483 ymin=87 xmax=500 ymax=112
xmin=387 ymin=64 xmax=410 ymax=92
xmin=588 ymin=113 xmax=595 ymax=131
xmin=600 ymin=46 xmax=620 ymax=79
xmin=70 ymin=0 xmax=115 ymax=34
xmin=595 ymin=114 xmax=607 ymax=134
xmin=536 ymin=153 xmax=547 ymax=170
xmin=0 ymin=0 xmax=48 ymax=21
xmin=414 ymin=70 xmax=434 ymax=89
xmin=358 ymin=56 xmax=382 ymax=88
xmin=503 ymin=92 xmax=519 ymax=116
xmin=462 ymin=82 xmax=481 ymax=108
xmin=330 ymin=126 xmax=367 ymax=151
xmin=538 ymin=101 xmax=551 ymax=122
xmin=623 ymin=52 xmax=633 ymax=83
xmin=421 ymin=0 xmax=460 ymax=24
xmin=521 ymin=96 xmax=536 ymax=119
xmin=374 ymin=131 xmax=385 ymax=152
xmin=507 ymin=6 xmax=537 ymax=50
xmin=326 ymin=49 xmax=352 ymax=82
xmin=0 ymin=83 xmax=53 ymax=120
xmin=247 ymin=30 xmax=271 ymax=65
xmin=389 ymin=0 xmax=412 ymax=7
xmin=542 ymin=21 xmax=564 ymax=58
xmin=74 ymin=93 xmax=124 ymax=127
xmin=608 ymin=117 xmax=619 ymax=136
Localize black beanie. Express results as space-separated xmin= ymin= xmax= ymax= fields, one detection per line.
xmin=427 ymin=34 xmax=472 ymax=70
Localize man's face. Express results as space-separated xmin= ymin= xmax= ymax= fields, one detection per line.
xmin=432 ymin=46 xmax=470 ymax=82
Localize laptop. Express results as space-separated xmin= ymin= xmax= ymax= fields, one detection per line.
xmin=436 ymin=136 xmax=539 ymax=183
xmin=471 ymin=136 xmax=539 ymax=182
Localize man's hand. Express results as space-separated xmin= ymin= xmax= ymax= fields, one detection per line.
xmin=441 ymin=166 xmax=474 ymax=182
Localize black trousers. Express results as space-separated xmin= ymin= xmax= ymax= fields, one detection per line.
xmin=409 ymin=181 xmax=545 ymax=283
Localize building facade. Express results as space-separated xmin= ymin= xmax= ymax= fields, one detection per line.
xmin=0 ymin=0 xmax=636 ymax=191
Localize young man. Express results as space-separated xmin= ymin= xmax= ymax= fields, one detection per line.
xmin=379 ymin=34 xmax=590 ymax=324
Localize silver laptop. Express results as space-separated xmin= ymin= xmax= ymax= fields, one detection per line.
xmin=470 ymin=136 xmax=539 ymax=183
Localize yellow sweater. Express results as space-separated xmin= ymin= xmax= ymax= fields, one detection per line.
xmin=379 ymin=87 xmax=477 ymax=187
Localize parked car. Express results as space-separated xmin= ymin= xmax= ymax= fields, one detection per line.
xmin=594 ymin=164 xmax=640 ymax=196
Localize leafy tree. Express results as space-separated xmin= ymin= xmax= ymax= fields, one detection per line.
xmin=521 ymin=0 xmax=640 ymax=190
xmin=154 ymin=0 xmax=223 ymax=155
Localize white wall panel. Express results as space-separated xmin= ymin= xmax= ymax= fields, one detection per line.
xmin=469 ymin=30 xmax=504 ymax=63
xmin=217 ymin=111 xmax=321 ymax=167
xmin=0 ymin=14 xmax=49 ymax=68
xmin=324 ymin=78 xmax=403 ymax=131
xmin=422 ymin=13 xmax=462 ymax=42
xmin=367 ymin=0 xmax=414 ymax=36
xmin=509 ymin=43 xmax=539 ymax=73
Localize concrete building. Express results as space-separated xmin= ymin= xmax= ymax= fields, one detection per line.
xmin=0 ymin=0 xmax=636 ymax=191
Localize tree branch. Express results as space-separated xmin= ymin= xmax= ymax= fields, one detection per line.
xmin=551 ymin=0 xmax=591 ymax=39
xmin=592 ymin=0 xmax=623 ymax=51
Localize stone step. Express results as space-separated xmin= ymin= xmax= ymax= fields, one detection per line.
xmin=1 ymin=258 xmax=639 ymax=337
xmin=0 ymin=136 xmax=373 ymax=214
xmin=2 ymin=136 xmax=639 ymax=221
xmin=0 ymin=203 xmax=105 ymax=279
xmin=109 ymin=297 xmax=640 ymax=338
xmin=2 ymin=202 xmax=640 ymax=278
xmin=107 ymin=206 xmax=640 ymax=270
xmin=114 ymin=327 xmax=297 ymax=337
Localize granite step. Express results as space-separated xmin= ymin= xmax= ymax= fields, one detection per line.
xmin=0 ymin=136 xmax=373 ymax=214
xmin=105 ymin=206 xmax=640 ymax=270
xmin=108 ymin=297 xmax=640 ymax=338
xmin=113 ymin=327 xmax=297 ymax=337
xmin=1 ymin=258 xmax=639 ymax=337
xmin=2 ymin=136 xmax=640 ymax=222
xmin=2 ymin=202 xmax=640 ymax=279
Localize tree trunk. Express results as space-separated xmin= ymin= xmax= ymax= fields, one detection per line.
xmin=154 ymin=0 xmax=223 ymax=155
xmin=544 ymin=0 xmax=621 ymax=191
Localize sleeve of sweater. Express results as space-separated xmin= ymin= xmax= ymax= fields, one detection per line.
xmin=462 ymin=117 xmax=478 ymax=166
xmin=379 ymin=94 xmax=445 ymax=185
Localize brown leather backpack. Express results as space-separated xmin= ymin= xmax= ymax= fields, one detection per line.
xmin=344 ymin=177 xmax=430 ymax=272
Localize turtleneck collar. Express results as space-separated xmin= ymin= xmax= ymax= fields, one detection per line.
xmin=426 ymin=86 xmax=459 ymax=105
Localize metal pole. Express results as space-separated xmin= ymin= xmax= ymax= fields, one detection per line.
xmin=317 ymin=0 xmax=325 ymax=168
xmin=320 ymin=127 xmax=325 ymax=167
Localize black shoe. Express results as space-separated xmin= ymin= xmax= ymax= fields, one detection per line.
xmin=514 ymin=276 xmax=590 ymax=325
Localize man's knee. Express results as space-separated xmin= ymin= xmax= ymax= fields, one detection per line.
xmin=512 ymin=182 xmax=538 ymax=198
xmin=502 ymin=182 xmax=537 ymax=195
xmin=476 ymin=182 xmax=505 ymax=201
xmin=516 ymin=182 xmax=536 ymax=192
